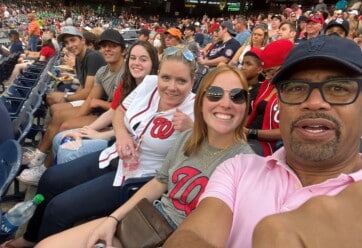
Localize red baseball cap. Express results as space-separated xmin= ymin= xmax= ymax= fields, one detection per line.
xmin=260 ymin=39 xmax=294 ymax=69
xmin=307 ymin=14 xmax=325 ymax=25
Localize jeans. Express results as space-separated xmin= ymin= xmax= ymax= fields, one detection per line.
xmin=28 ymin=36 xmax=39 ymax=52
xmin=23 ymin=151 xmax=122 ymax=242
xmin=53 ymin=130 xmax=109 ymax=164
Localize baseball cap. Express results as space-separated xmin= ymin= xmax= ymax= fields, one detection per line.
xmin=272 ymin=35 xmax=362 ymax=84
xmin=307 ymin=14 xmax=325 ymax=25
xmin=57 ymin=26 xmax=83 ymax=42
xmin=271 ymin=14 xmax=282 ymax=22
xmin=164 ymin=28 xmax=182 ymax=40
xmin=194 ymin=21 xmax=201 ymax=27
xmin=98 ymin=29 xmax=125 ymax=46
xmin=8 ymin=29 xmax=19 ymax=36
xmin=348 ymin=10 xmax=359 ymax=15
xmin=137 ymin=28 xmax=150 ymax=37
xmin=325 ymin=18 xmax=349 ymax=36
xmin=259 ymin=39 xmax=294 ymax=69
xmin=221 ymin=21 xmax=236 ymax=36
xmin=297 ymin=15 xmax=308 ymax=23
xmin=184 ymin=25 xmax=195 ymax=32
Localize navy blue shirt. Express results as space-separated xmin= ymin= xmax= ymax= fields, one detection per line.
xmin=10 ymin=40 xmax=24 ymax=54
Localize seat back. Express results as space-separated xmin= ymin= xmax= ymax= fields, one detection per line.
xmin=120 ymin=176 xmax=154 ymax=204
xmin=12 ymin=110 xmax=33 ymax=144
xmin=0 ymin=140 xmax=22 ymax=200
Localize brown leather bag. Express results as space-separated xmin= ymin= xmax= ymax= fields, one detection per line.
xmin=116 ymin=198 xmax=174 ymax=248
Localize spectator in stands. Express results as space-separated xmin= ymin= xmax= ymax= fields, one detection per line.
xmin=137 ymin=28 xmax=150 ymax=42
xmin=3 ymin=46 xmax=196 ymax=248
xmin=0 ymin=30 xmax=24 ymax=57
xmin=164 ymin=28 xmax=183 ymax=48
xmin=27 ymin=12 xmax=41 ymax=51
xmin=246 ymin=39 xmax=294 ymax=156
xmin=163 ymin=35 xmax=362 ymax=248
xmin=228 ymin=24 xmax=269 ymax=68
xmin=314 ymin=0 xmax=328 ymax=12
xmin=300 ymin=14 xmax=324 ymax=41
xmin=296 ymin=15 xmax=308 ymax=39
xmin=52 ymin=41 xmax=159 ymax=164
xmin=277 ymin=21 xmax=297 ymax=42
xmin=193 ymin=21 xmax=204 ymax=47
xmin=0 ymin=100 xmax=14 ymax=144
xmin=269 ymin=14 xmax=282 ymax=42
xmin=4 ymin=33 xmax=56 ymax=86
xmin=233 ymin=16 xmax=251 ymax=46
xmin=324 ymin=18 xmax=350 ymax=37
xmin=183 ymin=24 xmax=199 ymax=58
xmin=240 ymin=48 xmax=263 ymax=113
xmin=46 ymin=26 xmax=106 ymax=107
xmin=17 ymin=29 xmax=126 ymax=185
xmin=37 ymin=64 xmax=254 ymax=248
xmin=198 ymin=21 xmax=240 ymax=68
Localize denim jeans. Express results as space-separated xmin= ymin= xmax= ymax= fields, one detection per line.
xmin=28 ymin=36 xmax=39 ymax=51
xmin=23 ymin=151 xmax=122 ymax=242
xmin=53 ymin=130 xmax=109 ymax=165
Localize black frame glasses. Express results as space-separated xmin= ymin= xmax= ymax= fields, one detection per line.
xmin=276 ymin=78 xmax=362 ymax=105
xmin=205 ymin=86 xmax=248 ymax=104
xmin=163 ymin=47 xmax=195 ymax=62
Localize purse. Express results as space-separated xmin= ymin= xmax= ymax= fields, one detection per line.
xmin=116 ymin=198 xmax=174 ymax=248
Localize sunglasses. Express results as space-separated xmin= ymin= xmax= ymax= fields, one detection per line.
xmin=163 ymin=46 xmax=195 ymax=61
xmin=205 ymin=86 xmax=248 ymax=104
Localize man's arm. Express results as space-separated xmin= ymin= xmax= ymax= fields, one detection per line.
xmin=164 ymin=197 xmax=233 ymax=248
xmin=198 ymin=56 xmax=229 ymax=67
xmin=253 ymin=181 xmax=362 ymax=248
xmin=66 ymin=75 xmax=95 ymax=102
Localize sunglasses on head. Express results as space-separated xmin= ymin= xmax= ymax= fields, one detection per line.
xmin=163 ymin=46 xmax=195 ymax=61
xmin=205 ymin=86 xmax=248 ymax=104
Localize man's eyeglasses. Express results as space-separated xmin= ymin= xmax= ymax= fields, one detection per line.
xmin=163 ymin=47 xmax=195 ymax=61
xmin=205 ymin=86 xmax=248 ymax=104
xmin=276 ymin=78 xmax=362 ymax=105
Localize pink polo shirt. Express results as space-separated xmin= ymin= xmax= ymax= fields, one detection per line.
xmin=200 ymin=148 xmax=362 ymax=248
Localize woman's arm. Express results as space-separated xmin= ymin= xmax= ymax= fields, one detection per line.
xmin=228 ymin=45 xmax=245 ymax=65
xmin=112 ymin=105 xmax=136 ymax=158
xmin=86 ymin=179 xmax=168 ymax=247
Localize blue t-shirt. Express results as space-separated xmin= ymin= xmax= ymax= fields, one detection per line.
xmin=207 ymin=38 xmax=240 ymax=60
xmin=10 ymin=40 xmax=24 ymax=54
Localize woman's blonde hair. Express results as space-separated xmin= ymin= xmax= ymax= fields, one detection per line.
xmin=160 ymin=45 xmax=198 ymax=79
xmin=183 ymin=65 xmax=250 ymax=156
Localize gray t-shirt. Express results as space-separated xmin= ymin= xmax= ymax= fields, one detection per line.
xmin=94 ymin=64 xmax=125 ymax=101
xmin=155 ymin=129 xmax=254 ymax=226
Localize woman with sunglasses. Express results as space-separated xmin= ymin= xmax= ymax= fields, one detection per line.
xmin=1 ymin=46 xmax=196 ymax=248
xmin=228 ymin=24 xmax=269 ymax=68
xmin=36 ymin=65 xmax=254 ymax=248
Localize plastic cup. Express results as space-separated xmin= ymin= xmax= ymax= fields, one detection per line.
xmin=122 ymin=153 xmax=140 ymax=176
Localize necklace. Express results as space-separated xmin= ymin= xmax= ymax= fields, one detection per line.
xmin=201 ymin=144 xmax=229 ymax=170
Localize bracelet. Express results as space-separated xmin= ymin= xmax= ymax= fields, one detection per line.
xmin=108 ymin=215 xmax=120 ymax=223
xmin=247 ymin=129 xmax=258 ymax=139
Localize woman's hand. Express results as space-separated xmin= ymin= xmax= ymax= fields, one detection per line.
xmin=172 ymin=108 xmax=193 ymax=132
xmin=78 ymin=126 xmax=103 ymax=139
xmin=86 ymin=217 xmax=118 ymax=248
xmin=62 ymin=131 xmax=81 ymax=140
xmin=115 ymin=133 xmax=136 ymax=159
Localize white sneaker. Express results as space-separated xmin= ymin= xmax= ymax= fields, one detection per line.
xmin=28 ymin=149 xmax=47 ymax=168
xmin=17 ymin=165 xmax=47 ymax=186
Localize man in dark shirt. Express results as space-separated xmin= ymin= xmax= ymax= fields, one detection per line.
xmin=0 ymin=30 xmax=24 ymax=57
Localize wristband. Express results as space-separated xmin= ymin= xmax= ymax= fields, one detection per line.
xmin=247 ymin=129 xmax=258 ymax=139
xmin=108 ymin=215 xmax=120 ymax=223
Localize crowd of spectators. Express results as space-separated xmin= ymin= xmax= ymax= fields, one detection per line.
xmin=0 ymin=0 xmax=362 ymax=247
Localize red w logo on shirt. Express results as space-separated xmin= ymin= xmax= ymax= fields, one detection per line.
xmin=169 ymin=166 xmax=209 ymax=215
xmin=150 ymin=117 xmax=175 ymax=139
